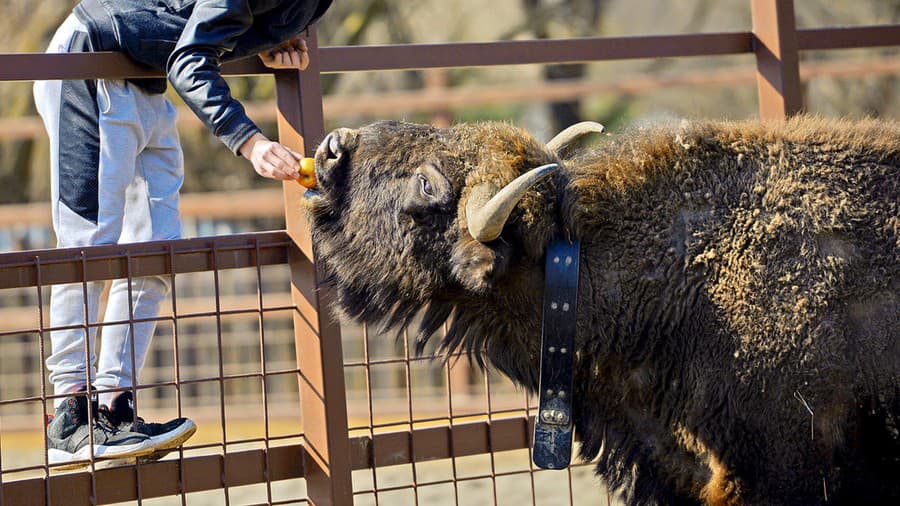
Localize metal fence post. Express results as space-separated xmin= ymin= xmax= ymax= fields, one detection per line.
xmin=751 ymin=0 xmax=803 ymax=119
xmin=275 ymin=27 xmax=354 ymax=506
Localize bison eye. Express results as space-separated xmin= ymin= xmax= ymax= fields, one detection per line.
xmin=418 ymin=174 xmax=434 ymax=198
xmin=402 ymin=163 xmax=452 ymax=216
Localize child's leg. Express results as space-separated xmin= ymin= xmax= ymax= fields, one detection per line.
xmin=34 ymin=15 xmax=112 ymax=403
xmin=94 ymin=83 xmax=184 ymax=406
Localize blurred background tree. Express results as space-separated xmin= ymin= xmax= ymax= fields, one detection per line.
xmin=0 ymin=0 xmax=897 ymax=207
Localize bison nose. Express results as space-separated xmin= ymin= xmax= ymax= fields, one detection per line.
xmin=326 ymin=131 xmax=342 ymax=159
xmin=319 ymin=128 xmax=354 ymax=160
xmin=316 ymin=128 xmax=354 ymax=190
xmin=320 ymin=132 xmax=340 ymax=160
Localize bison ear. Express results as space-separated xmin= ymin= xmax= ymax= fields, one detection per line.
xmin=450 ymin=236 xmax=512 ymax=293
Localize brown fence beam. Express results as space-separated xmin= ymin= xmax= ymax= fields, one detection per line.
xmin=6 ymin=54 xmax=900 ymax=143
xmin=0 ymin=232 xmax=293 ymax=290
xmin=751 ymin=0 xmax=803 ymax=119
xmin=5 ymin=25 xmax=898 ymax=83
xmin=350 ymin=416 xmax=534 ymax=469
xmin=317 ymin=32 xmax=753 ymax=72
xmin=798 ymin=25 xmax=900 ymax=50
xmin=0 ymin=53 xmax=269 ymax=82
xmin=0 ymin=417 xmax=532 ymax=505
xmin=0 ymin=32 xmax=753 ymax=83
xmin=276 ymin=27 xmax=354 ymax=506
xmin=0 ymin=444 xmax=306 ymax=506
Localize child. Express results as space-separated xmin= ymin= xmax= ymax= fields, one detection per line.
xmin=34 ymin=0 xmax=332 ymax=468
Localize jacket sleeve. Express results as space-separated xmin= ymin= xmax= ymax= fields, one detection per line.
xmin=167 ymin=0 xmax=260 ymax=155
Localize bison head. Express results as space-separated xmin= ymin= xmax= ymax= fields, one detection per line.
xmin=304 ymin=120 xmax=602 ymax=364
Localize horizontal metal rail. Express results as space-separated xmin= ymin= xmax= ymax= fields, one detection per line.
xmin=1 ymin=416 xmax=533 ymax=506
xmin=315 ymin=32 xmax=754 ymax=72
xmin=0 ymin=231 xmax=293 ymax=289
xmin=797 ymin=25 xmax=900 ymax=50
xmin=3 ymin=55 xmax=900 ymax=145
xmin=1 ymin=26 xmax=896 ymax=83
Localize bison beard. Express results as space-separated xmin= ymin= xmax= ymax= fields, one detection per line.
xmin=304 ymin=117 xmax=900 ymax=506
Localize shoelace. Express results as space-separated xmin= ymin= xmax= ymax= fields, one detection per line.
xmin=95 ymin=406 xmax=123 ymax=434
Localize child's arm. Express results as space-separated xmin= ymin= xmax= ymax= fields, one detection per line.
xmin=167 ymin=0 xmax=313 ymax=180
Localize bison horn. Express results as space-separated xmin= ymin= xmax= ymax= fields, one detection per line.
xmin=466 ymin=163 xmax=560 ymax=242
xmin=546 ymin=121 xmax=605 ymax=153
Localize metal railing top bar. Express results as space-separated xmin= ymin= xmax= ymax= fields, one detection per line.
xmin=1 ymin=25 xmax=897 ymax=83
xmin=315 ymin=32 xmax=754 ymax=72
xmin=797 ymin=25 xmax=900 ymax=50
xmin=0 ymin=231 xmax=293 ymax=289
xmin=0 ymin=53 xmax=269 ymax=82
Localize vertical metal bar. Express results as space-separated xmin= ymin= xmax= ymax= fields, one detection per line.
xmin=275 ymin=26 xmax=353 ymax=506
xmin=525 ymin=388 xmax=537 ymax=503
xmin=166 ymin=242 xmax=189 ymax=506
xmin=80 ymin=251 xmax=99 ymax=505
xmin=401 ymin=327 xmax=420 ymax=505
xmin=211 ymin=241 xmax=231 ymax=505
xmin=124 ymin=254 xmax=145 ymax=505
xmin=253 ymin=239 xmax=275 ymax=504
xmin=362 ymin=323 xmax=380 ymax=505
xmin=37 ymin=256 xmax=52 ymax=506
xmin=444 ymin=324 xmax=460 ymax=505
xmin=751 ymin=0 xmax=803 ymax=119
xmin=483 ymin=368 xmax=499 ymax=506
xmin=279 ymin=28 xmax=327 ymax=261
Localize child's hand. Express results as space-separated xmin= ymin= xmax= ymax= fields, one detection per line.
xmin=259 ymin=36 xmax=309 ymax=70
xmin=239 ymin=133 xmax=302 ymax=180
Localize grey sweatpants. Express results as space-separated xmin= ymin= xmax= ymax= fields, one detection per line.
xmin=33 ymin=14 xmax=184 ymax=407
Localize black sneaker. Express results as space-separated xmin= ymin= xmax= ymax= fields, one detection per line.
xmin=46 ymin=395 xmax=156 ymax=470
xmin=106 ymin=391 xmax=197 ymax=462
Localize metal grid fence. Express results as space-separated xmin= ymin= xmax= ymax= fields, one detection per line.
xmin=0 ymin=0 xmax=898 ymax=504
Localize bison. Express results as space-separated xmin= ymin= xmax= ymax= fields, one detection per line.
xmin=302 ymin=116 xmax=899 ymax=505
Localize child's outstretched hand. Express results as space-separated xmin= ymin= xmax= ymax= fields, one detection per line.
xmin=259 ymin=36 xmax=309 ymax=70
xmin=239 ymin=133 xmax=302 ymax=181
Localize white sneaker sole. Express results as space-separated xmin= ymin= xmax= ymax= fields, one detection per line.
xmin=103 ymin=419 xmax=199 ymax=467
xmin=147 ymin=419 xmax=197 ymax=452
xmin=48 ymin=438 xmax=157 ymax=471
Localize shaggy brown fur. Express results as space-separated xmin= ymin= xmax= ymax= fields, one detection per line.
xmin=304 ymin=116 xmax=899 ymax=505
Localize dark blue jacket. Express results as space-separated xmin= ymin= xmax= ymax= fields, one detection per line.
xmin=74 ymin=0 xmax=331 ymax=154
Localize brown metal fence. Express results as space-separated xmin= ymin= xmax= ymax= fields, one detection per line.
xmin=0 ymin=0 xmax=898 ymax=504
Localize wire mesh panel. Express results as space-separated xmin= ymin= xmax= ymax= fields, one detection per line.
xmin=341 ymin=321 xmax=612 ymax=506
xmin=0 ymin=233 xmax=314 ymax=505
xmin=0 ymin=232 xmax=615 ymax=506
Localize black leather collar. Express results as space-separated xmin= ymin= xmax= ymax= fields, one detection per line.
xmin=532 ymin=238 xmax=580 ymax=469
